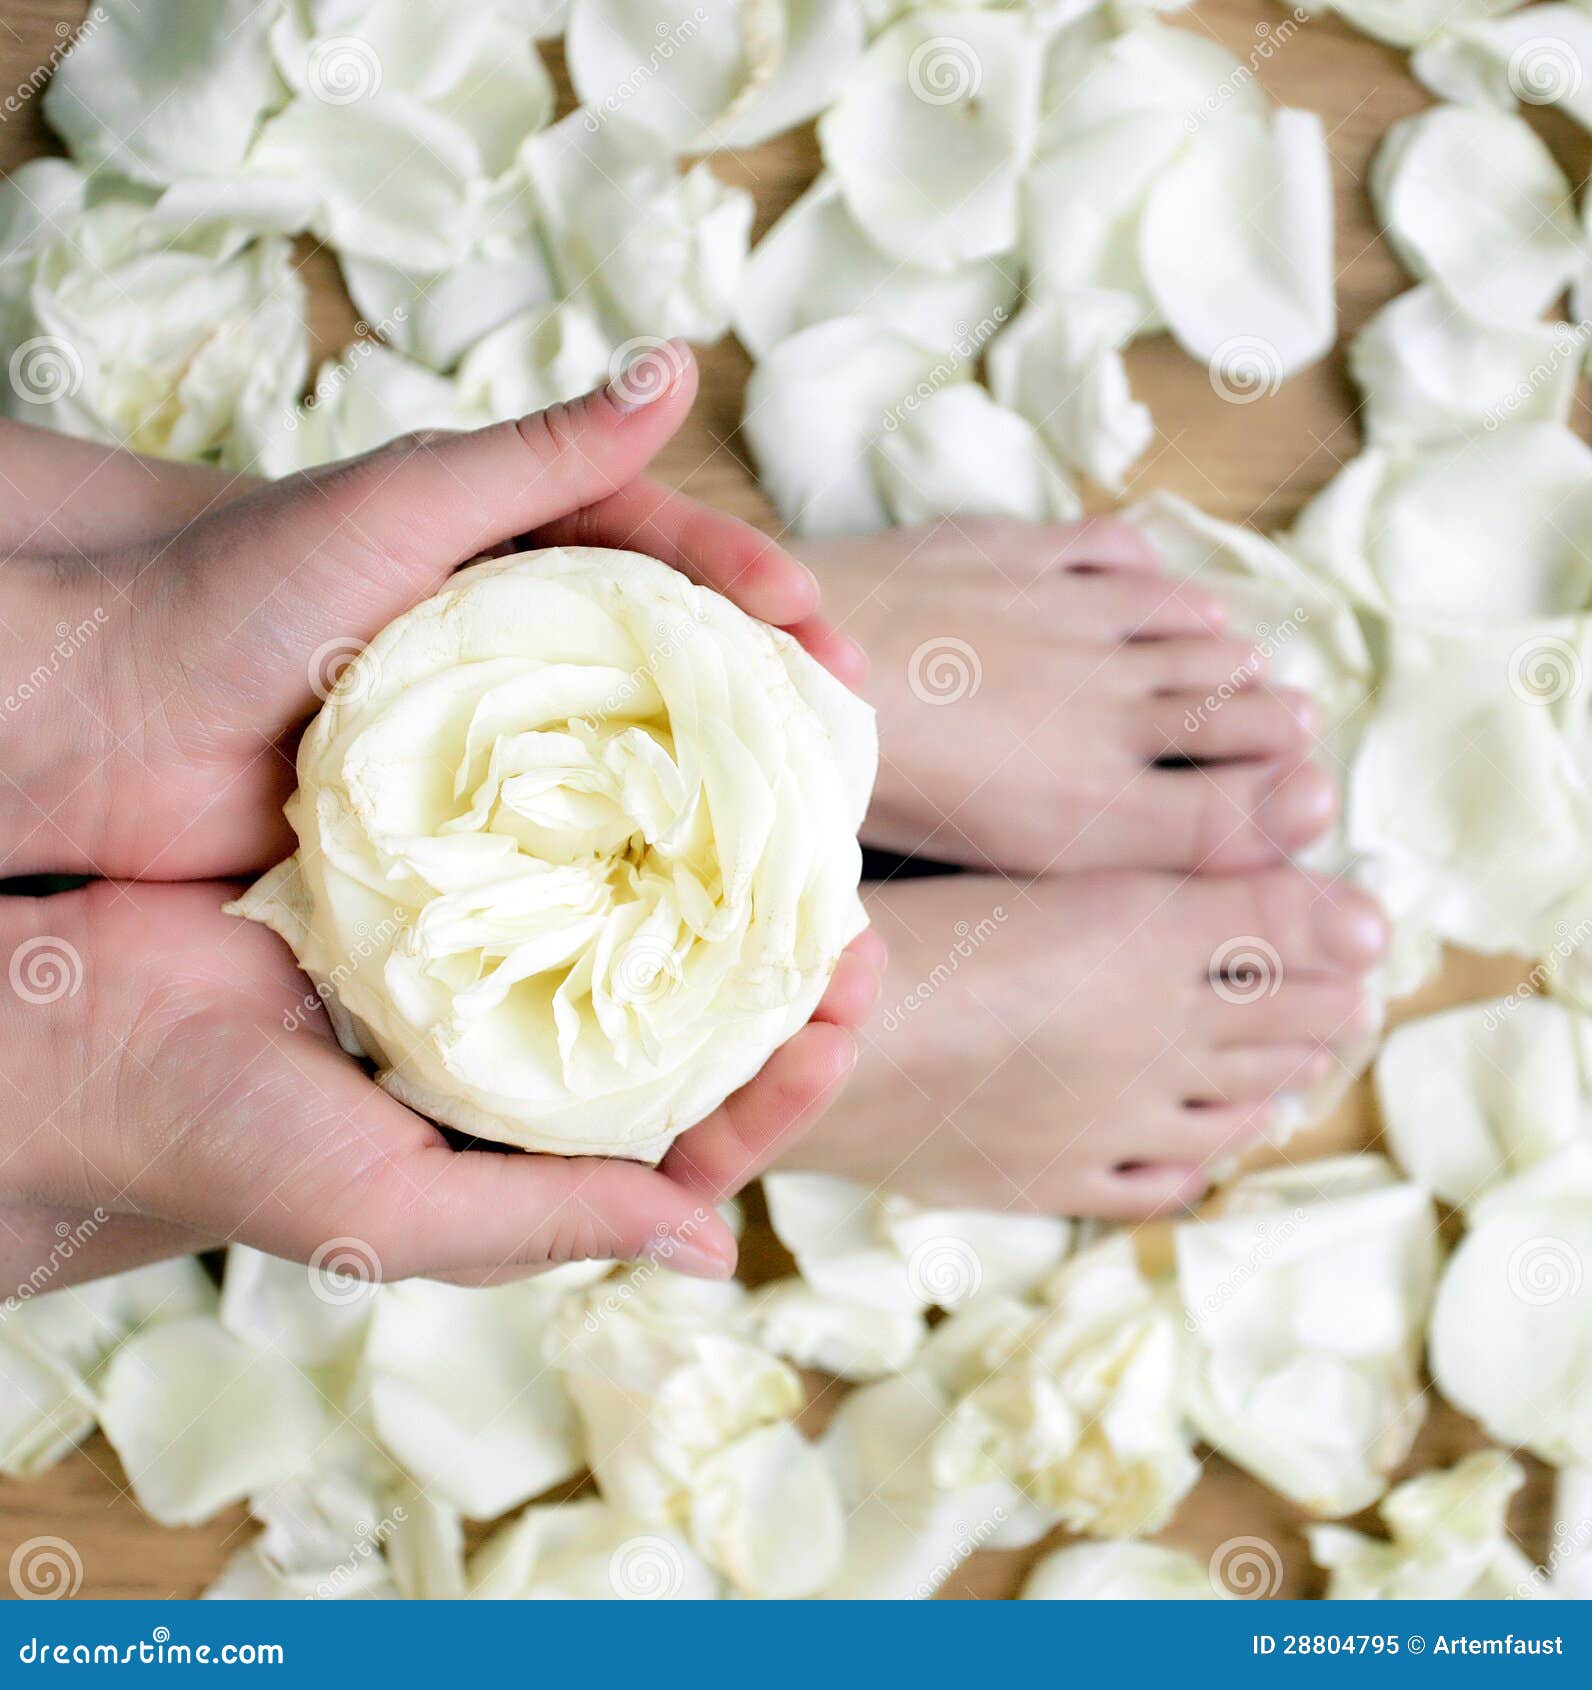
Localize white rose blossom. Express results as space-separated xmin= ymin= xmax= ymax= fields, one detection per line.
xmin=230 ymin=547 xmax=875 ymax=1160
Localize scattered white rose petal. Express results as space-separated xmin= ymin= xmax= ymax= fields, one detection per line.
xmin=1022 ymin=1540 xmax=1214 ymax=1599
xmin=746 ymin=1277 xmax=926 ymax=1378
xmin=1301 ymin=0 xmax=1528 ymax=49
xmin=220 ymin=1246 xmax=380 ymax=1368
xmin=1415 ymin=4 xmax=1592 ymax=130
xmin=471 ymin=1498 xmax=721 ymax=1598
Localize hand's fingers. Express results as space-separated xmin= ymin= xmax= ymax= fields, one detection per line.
xmin=783 ymin=614 xmax=870 ymax=688
xmin=812 ymin=932 xmax=885 ymax=1026
xmin=0 ymin=418 xmax=254 ymax=555
xmin=660 ymin=1019 xmax=858 ymax=1201
xmin=177 ymin=349 xmax=700 ymax=709
xmin=530 ymin=477 xmax=820 ymax=628
xmin=0 ymin=1204 xmax=214 ymax=1301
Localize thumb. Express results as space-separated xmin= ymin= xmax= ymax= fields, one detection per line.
xmin=181 ymin=340 xmax=697 ymax=717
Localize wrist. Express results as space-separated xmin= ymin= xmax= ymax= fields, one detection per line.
xmin=0 ymin=559 xmax=117 ymax=878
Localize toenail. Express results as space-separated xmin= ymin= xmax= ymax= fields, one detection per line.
xmin=1257 ymin=765 xmax=1335 ymax=842
xmin=1319 ymin=894 xmax=1390 ymax=966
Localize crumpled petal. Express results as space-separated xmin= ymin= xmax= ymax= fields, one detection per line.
xmin=470 ymin=1498 xmax=721 ymax=1598
xmin=1309 ymin=1450 xmax=1541 ymax=1598
xmin=1375 ymin=996 xmax=1592 ymax=1210
xmin=763 ymin=1171 xmax=1071 ymax=1312
xmin=1176 ymin=1155 xmax=1439 ymax=1516
xmin=98 ymin=1316 xmax=334 ymax=1526
xmin=1414 ymin=3 xmax=1592 ymax=131
xmin=1302 ymin=0 xmax=1528 ymax=49
xmin=569 ymin=0 xmax=865 ymax=151
xmin=987 ymin=288 xmax=1153 ymax=490
xmin=1022 ymin=1540 xmax=1215 ymax=1599
xmin=1351 ymin=283 xmax=1583 ymax=447
xmin=818 ymin=9 xmax=1042 ymax=269
xmin=219 ymin=1245 xmax=380 ymax=1368
xmin=872 ymin=383 xmax=1082 ymax=525
xmin=363 ymin=1278 xmax=585 ymax=1517
xmin=45 ymin=0 xmax=283 ymax=187
xmin=734 ymin=173 xmax=1019 ymax=360
xmin=746 ymin=1277 xmax=926 ymax=1378
xmin=1371 ymin=103 xmax=1583 ymax=321
xmin=1139 ymin=108 xmax=1336 ymax=385
xmin=1429 ymin=1146 xmax=1592 ymax=1467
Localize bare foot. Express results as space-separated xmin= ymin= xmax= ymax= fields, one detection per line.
xmin=798 ymin=517 xmax=1335 ymax=875
xmin=781 ymin=867 xmax=1388 ymax=1218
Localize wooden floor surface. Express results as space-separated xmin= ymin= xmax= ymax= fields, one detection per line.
xmin=0 ymin=0 xmax=1572 ymax=1599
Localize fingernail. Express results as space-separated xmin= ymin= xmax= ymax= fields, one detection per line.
xmin=642 ymin=1229 xmax=734 ymax=1281
xmin=606 ymin=338 xmax=692 ymax=414
xmin=1257 ymin=764 xmax=1335 ymax=843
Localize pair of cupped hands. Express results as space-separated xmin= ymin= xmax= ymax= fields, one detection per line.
xmin=0 ymin=350 xmax=885 ymax=1297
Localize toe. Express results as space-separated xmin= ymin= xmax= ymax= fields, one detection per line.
xmin=1203 ymin=975 xmax=1371 ymax=1049
xmin=1050 ymin=515 xmax=1165 ymax=573
xmin=1189 ymin=1045 xmax=1334 ymax=1103
xmin=1192 ymin=868 xmax=1391 ymax=975
xmin=1077 ymin=1161 xmax=1212 ymax=1220
xmin=1117 ymin=635 xmax=1265 ymax=696
xmin=1062 ymin=572 xmax=1229 ymax=640
xmin=1139 ymin=687 xmax=1317 ymax=763
xmin=1126 ymin=1101 xmax=1278 ymax=1165
xmin=1126 ymin=759 xmax=1337 ymax=872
